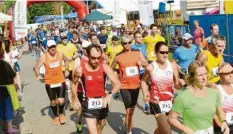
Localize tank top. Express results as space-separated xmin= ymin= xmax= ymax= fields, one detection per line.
xmin=217 ymin=85 xmax=233 ymax=113
xmin=44 ymin=52 xmax=65 ymax=84
xmin=81 ymin=63 xmax=106 ymax=99
xmin=116 ymin=50 xmax=140 ymax=89
xmin=150 ymin=60 xmax=173 ymax=101
xmin=77 ymin=57 xmax=88 ymax=92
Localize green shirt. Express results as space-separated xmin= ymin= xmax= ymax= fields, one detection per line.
xmin=172 ymin=88 xmax=221 ymax=132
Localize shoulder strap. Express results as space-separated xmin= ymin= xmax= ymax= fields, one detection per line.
xmin=216 ymin=85 xmax=226 ymax=102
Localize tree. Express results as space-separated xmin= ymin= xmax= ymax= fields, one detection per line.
xmin=27 ymin=3 xmax=54 ymax=24
xmin=4 ymin=0 xmax=16 ymax=13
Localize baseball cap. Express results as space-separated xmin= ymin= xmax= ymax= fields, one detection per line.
xmin=182 ymin=33 xmax=193 ymax=40
xmin=60 ymin=32 xmax=67 ymax=39
xmin=47 ymin=40 xmax=56 ymax=47
xmin=112 ymin=36 xmax=118 ymax=41
xmin=218 ymin=63 xmax=233 ymax=74
xmin=82 ymin=40 xmax=91 ymax=48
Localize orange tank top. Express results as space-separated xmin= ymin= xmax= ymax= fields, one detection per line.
xmin=44 ymin=52 xmax=65 ymax=84
xmin=116 ymin=50 xmax=140 ymax=89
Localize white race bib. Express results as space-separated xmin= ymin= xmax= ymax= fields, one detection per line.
xmin=88 ymin=98 xmax=103 ymax=110
xmin=125 ymin=66 xmax=139 ymax=77
xmin=226 ymin=112 xmax=233 ymax=125
xmin=212 ymin=67 xmax=218 ymax=76
xmin=151 ymin=52 xmax=156 ymax=57
xmin=50 ymin=83 xmax=62 ymax=88
xmin=159 ymin=100 xmax=172 ymax=113
xmin=194 ymin=126 xmax=213 ymax=134
xmin=32 ymin=41 xmax=36 ymax=44
xmin=43 ymin=37 xmax=46 ymax=41
xmin=49 ymin=61 xmax=60 ymax=68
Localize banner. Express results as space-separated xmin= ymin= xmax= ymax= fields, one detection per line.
xmin=138 ymin=0 xmax=154 ymax=26
xmin=14 ymin=0 xmax=27 ymax=41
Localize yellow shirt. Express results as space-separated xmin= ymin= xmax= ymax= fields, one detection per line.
xmin=203 ymin=50 xmax=223 ymax=83
xmin=106 ymin=44 xmax=123 ymax=69
xmin=56 ymin=42 xmax=77 ymax=71
xmin=143 ymin=34 xmax=165 ymax=61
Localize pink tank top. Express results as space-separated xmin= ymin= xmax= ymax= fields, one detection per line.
xmin=150 ymin=60 xmax=174 ymax=101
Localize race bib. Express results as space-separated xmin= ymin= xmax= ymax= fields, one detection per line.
xmin=50 ymin=83 xmax=62 ymax=88
xmin=226 ymin=112 xmax=233 ymax=125
xmin=43 ymin=37 xmax=46 ymax=41
xmin=88 ymin=98 xmax=103 ymax=110
xmin=32 ymin=41 xmax=36 ymax=44
xmin=194 ymin=126 xmax=213 ymax=134
xmin=49 ymin=61 xmax=60 ymax=68
xmin=212 ymin=67 xmax=218 ymax=76
xmin=125 ymin=66 xmax=139 ymax=77
xmin=159 ymin=100 xmax=172 ymax=113
xmin=151 ymin=52 xmax=156 ymax=57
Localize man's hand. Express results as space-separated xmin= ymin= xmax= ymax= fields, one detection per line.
xmin=184 ymin=127 xmax=194 ymax=134
xmin=36 ymin=75 xmax=43 ymax=80
xmin=221 ymin=121 xmax=230 ymax=134
xmin=73 ymin=101 xmax=82 ymax=111
xmin=143 ymin=91 xmax=150 ymax=103
xmin=103 ymin=94 xmax=111 ymax=108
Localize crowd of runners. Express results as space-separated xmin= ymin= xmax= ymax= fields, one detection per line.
xmin=0 ymin=20 xmax=233 ymax=134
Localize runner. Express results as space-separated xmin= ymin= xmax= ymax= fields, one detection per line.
xmin=131 ymin=32 xmax=149 ymax=114
xmin=141 ymin=41 xmax=182 ymax=134
xmin=168 ymin=60 xmax=229 ymax=134
xmin=72 ymin=45 xmax=120 ymax=134
xmin=111 ymin=35 xmax=148 ymax=134
xmin=57 ymin=32 xmax=79 ymax=111
xmin=33 ymin=40 xmax=70 ymax=125
xmin=29 ymin=31 xmax=38 ymax=54
xmin=72 ymin=40 xmax=91 ymax=133
xmin=172 ymin=33 xmax=199 ymax=79
xmin=143 ymin=24 xmax=165 ymax=62
xmin=215 ymin=63 xmax=233 ymax=133
xmin=105 ymin=36 xmax=123 ymax=99
xmin=197 ymin=35 xmax=225 ymax=87
xmin=70 ymin=31 xmax=82 ymax=51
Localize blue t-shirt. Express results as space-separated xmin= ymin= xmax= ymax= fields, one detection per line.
xmin=37 ymin=30 xmax=45 ymax=41
xmin=29 ymin=35 xmax=37 ymax=45
xmin=131 ymin=43 xmax=147 ymax=74
xmin=173 ymin=44 xmax=199 ymax=71
xmin=67 ymin=32 xmax=73 ymax=42
xmin=51 ymin=36 xmax=60 ymax=44
xmin=97 ymin=34 xmax=108 ymax=44
xmin=42 ymin=40 xmax=48 ymax=48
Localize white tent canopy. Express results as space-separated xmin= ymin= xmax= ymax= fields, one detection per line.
xmin=0 ymin=12 xmax=12 ymax=23
xmin=96 ymin=0 xmax=180 ymax=12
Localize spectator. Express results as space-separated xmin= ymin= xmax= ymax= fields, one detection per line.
xmin=97 ymin=26 xmax=108 ymax=46
xmin=193 ymin=20 xmax=205 ymax=46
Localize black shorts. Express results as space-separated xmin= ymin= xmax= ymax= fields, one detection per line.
xmin=149 ymin=102 xmax=169 ymax=115
xmin=45 ymin=82 xmax=66 ymax=100
xmin=82 ymin=101 xmax=109 ymax=120
xmin=214 ymin=125 xmax=233 ymax=134
xmin=63 ymin=71 xmax=73 ymax=80
xmin=78 ymin=92 xmax=84 ymax=103
xmin=120 ymin=88 xmax=140 ymax=109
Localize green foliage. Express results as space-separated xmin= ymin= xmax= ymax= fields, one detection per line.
xmin=61 ymin=2 xmax=73 ymax=14
xmin=4 ymin=0 xmax=16 ymax=13
xmin=27 ymin=3 xmax=54 ymax=24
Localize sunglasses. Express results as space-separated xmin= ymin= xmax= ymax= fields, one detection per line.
xmin=219 ymin=70 xmax=233 ymax=75
xmin=49 ymin=45 xmax=56 ymax=48
xmin=123 ymin=41 xmax=132 ymax=45
xmin=159 ymin=51 xmax=169 ymax=55
xmin=113 ymin=39 xmax=118 ymax=41
xmin=90 ymin=56 xmax=101 ymax=60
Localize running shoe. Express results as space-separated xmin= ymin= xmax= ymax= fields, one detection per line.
xmin=53 ymin=117 xmax=59 ymax=125
xmin=76 ymin=123 xmax=83 ymax=134
xmin=144 ymin=103 xmax=150 ymax=114
xmin=59 ymin=114 xmax=66 ymax=125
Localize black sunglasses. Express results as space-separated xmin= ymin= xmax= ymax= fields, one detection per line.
xmin=159 ymin=51 xmax=169 ymax=55
xmin=123 ymin=41 xmax=132 ymax=45
xmin=90 ymin=56 xmax=101 ymax=60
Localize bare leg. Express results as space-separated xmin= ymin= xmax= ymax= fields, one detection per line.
xmin=97 ymin=119 xmax=106 ymax=134
xmin=154 ymin=113 xmax=172 ymax=134
xmin=125 ymin=107 xmax=135 ymax=133
xmin=85 ymin=118 xmax=98 ymax=134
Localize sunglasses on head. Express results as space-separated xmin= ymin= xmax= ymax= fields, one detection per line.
xmin=158 ymin=51 xmax=169 ymax=55
xmin=219 ymin=70 xmax=233 ymax=75
xmin=123 ymin=41 xmax=132 ymax=45
xmin=90 ymin=56 xmax=101 ymax=60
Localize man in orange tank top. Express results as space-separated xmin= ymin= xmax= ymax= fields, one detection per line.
xmin=72 ymin=45 xmax=120 ymax=134
xmin=111 ymin=35 xmax=148 ymax=134
xmin=33 ymin=40 xmax=70 ymax=125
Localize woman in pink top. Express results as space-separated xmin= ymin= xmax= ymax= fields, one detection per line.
xmin=215 ymin=63 xmax=233 ymax=133
xmin=193 ymin=20 xmax=205 ymax=45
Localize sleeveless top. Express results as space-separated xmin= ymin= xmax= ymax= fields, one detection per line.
xmin=44 ymin=52 xmax=65 ymax=84
xmin=81 ymin=63 xmax=106 ymax=99
xmin=217 ymin=85 xmax=233 ymax=113
xmin=77 ymin=57 xmax=88 ymax=92
xmin=150 ymin=60 xmax=174 ymax=102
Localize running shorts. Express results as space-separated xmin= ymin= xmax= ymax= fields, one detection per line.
xmin=78 ymin=91 xmax=84 ymax=103
xmin=82 ymin=100 xmax=109 ymax=120
xmin=149 ymin=102 xmax=170 ymax=115
xmin=120 ymin=88 xmax=140 ymax=109
xmin=45 ymin=82 xmax=66 ymax=100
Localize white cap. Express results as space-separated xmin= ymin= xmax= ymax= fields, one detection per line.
xmin=137 ymin=25 xmax=141 ymax=28
xmin=82 ymin=40 xmax=91 ymax=48
xmin=47 ymin=40 xmax=56 ymax=47
xmin=182 ymin=33 xmax=193 ymax=40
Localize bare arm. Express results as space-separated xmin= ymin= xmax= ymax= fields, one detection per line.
xmin=33 ymin=54 xmax=45 ymax=77
xmin=139 ymin=51 xmax=148 ymax=68
xmin=103 ymin=64 xmax=120 ymax=94
xmin=72 ymin=66 xmax=82 ymax=102
xmin=141 ymin=64 xmax=152 ymax=96
xmin=111 ymin=56 xmax=117 ymax=68
xmin=196 ymin=52 xmax=207 ymax=65
xmin=171 ymin=61 xmax=183 ymax=89
xmin=61 ymin=53 xmax=69 ymax=70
